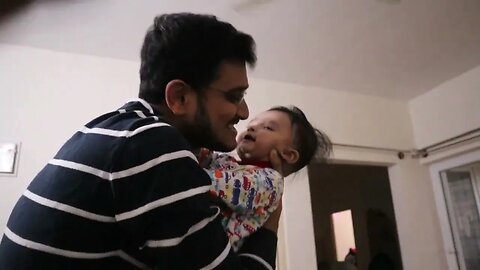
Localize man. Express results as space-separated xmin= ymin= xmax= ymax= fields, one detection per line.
xmin=0 ymin=13 xmax=282 ymax=269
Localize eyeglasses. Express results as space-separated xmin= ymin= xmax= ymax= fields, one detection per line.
xmin=208 ymin=86 xmax=247 ymax=105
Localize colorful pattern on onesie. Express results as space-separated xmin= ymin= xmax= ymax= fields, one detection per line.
xmin=200 ymin=150 xmax=284 ymax=248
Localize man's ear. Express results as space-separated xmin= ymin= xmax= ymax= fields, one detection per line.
xmin=280 ymin=147 xmax=300 ymax=165
xmin=164 ymin=80 xmax=195 ymax=115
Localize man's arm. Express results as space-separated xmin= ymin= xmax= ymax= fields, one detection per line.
xmin=110 ymin=125 xmax=278 ymax=269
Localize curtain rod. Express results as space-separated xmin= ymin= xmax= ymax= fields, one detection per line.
xmin=332 ymin=143 xmax=413 ymax=159
xmin=332 ymin=127 xmax=480 ymax=159
xmin=332 ymin=143 xmax=408 ymax=153
xmin=420 ymin=128 xmax=480 ymax=152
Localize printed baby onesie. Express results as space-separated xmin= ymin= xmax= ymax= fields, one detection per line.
xmin=200 ymin=150 xmax=284 ymax=247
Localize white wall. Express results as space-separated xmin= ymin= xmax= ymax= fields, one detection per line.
xmin=388 ymin=159 xmax=447 ymax=270
xmin=0 ymin=44 xmax=139 ymax=231
xmin=408 ymin=66 xmax=480 ymax=270
xmin=0 ymin=45 xmax=448 ymax=270
xmin=245 ymin=78 xmax=415 ymax=150
xmin=409 ymin=66 xmax=480 ymax=149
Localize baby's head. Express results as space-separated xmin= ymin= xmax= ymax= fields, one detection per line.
xmin=237 ymin=106 xmax=332 ymax=176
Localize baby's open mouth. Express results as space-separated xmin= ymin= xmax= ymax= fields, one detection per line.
xmin=244 ymin=134 xmax=256 ymax=142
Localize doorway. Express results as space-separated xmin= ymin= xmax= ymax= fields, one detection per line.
xmin=309 ymin=163 xmax=403 ymax=270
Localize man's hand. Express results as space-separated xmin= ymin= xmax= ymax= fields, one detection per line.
xmin=263 ymin=199 xmax=282 ymax=233
xmin=269 ymin=149 xmax=285 ymax=176
xmin=264 ymin=149 xmax=284 ymax=234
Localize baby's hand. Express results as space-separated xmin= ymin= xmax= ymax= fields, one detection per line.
xmin=197 ymin=148 xmax=213 ymax=168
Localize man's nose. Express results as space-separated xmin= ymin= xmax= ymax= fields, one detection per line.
xmin=237 ymin=99 xmax=249 ymax=120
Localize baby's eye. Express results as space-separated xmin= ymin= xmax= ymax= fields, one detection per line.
xmin=264 ymin=126 xmax=274 ymax=131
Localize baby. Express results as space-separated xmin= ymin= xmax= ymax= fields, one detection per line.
xmin=201 ymin=106 xmax=332 ymax=248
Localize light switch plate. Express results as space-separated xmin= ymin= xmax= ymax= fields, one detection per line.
xmin=0 ymin=142 xmax=20 ymax=176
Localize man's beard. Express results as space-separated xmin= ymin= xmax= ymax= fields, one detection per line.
xmin=181 ymin=101 xmax=235 ymax=152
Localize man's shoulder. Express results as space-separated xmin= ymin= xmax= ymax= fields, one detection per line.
xmin=78 ymin=100 xmax=192 ymax=158
xmin=85 ymin=100 xmax=184 ymax=141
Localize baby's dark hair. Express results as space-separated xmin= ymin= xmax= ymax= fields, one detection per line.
xmin=268 ymin=106 xmax=332 ymax=172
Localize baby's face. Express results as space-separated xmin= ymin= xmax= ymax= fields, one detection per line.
xmin=236 ymin=110 xmax=295 ymax=162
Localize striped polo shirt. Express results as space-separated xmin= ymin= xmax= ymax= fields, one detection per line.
xmin=0 ymin=99 xmax=277 ymax=270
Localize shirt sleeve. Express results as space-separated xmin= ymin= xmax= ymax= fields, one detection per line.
xmin=109 ymin=125 xmax=278 ymax=269
xmin=206 ymin=154 xmax=284 ymax=245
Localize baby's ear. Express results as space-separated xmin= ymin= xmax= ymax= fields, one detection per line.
xmin=280 ymin=147 xmax=299 ymax=165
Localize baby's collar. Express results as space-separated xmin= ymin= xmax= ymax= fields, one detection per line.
xmin=238 ymin=160 xmax=273 ymax=168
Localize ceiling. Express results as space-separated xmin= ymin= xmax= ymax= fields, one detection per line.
xmin=1 ymin=0 xmax=479 ymax=100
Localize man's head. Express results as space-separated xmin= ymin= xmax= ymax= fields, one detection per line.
xmin=237 ymin=106 xmax=332 ymax=175
xmin=139 ymin=13 xmax=256 ymax=151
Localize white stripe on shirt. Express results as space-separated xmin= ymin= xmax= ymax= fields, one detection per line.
xmin=199 ymin=241 xmax=231 ymax=270
xmin=118 ymin=108 xmax=159 ymax=121
xmin=23 ymin=189 xmax=116 ymax=223
xmin=126 ymin=98 xmax=154 ymax=114
xmin=238 ymin=253 xmax=273 ymax=270
xmin=49 ymin=159 xmax=110 ymax=179
xmin=134 ymin=110 xmax=147 ymax=118
xmin=111 ymin=150 xmax=198 ymax=180
xmin=48 ymin=150 xmax=197 ymax=181
xmin=79 ymin=122 xmax=170 ymax=138
xmin=115 ymin=185 xmax=211 ymax=221
xmin=144 ymin=206 xmax=220 ymax=248
xmin=4 ymin=227 xmax=150 ymax=269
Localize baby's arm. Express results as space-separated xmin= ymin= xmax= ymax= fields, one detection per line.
xmin=223 ymin=167 xmax=283 ymax=243
xmin=205 ymin=154 xmax=284 ymax=243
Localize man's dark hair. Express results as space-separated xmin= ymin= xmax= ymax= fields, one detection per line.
xmin=269 ymin=106 xmax=332 ymax=172
xmin=139 ymin=13 xmax=256 ymax=104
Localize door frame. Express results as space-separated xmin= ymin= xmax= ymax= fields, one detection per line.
xmin=429 ymin=148 xmax=480 ymax=270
